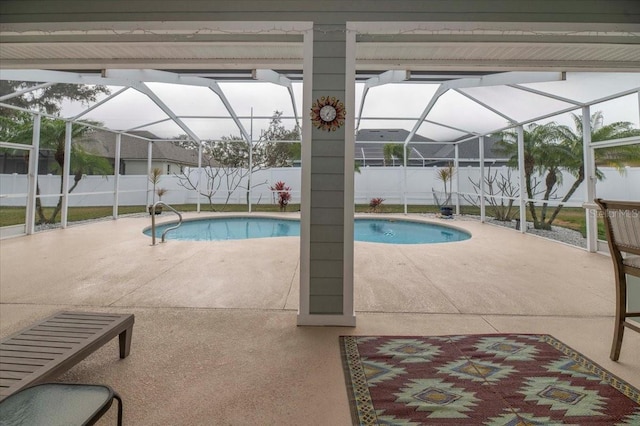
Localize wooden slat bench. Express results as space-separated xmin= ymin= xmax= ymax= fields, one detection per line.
xmin=0 ymin=311 xmax=134 ymax=401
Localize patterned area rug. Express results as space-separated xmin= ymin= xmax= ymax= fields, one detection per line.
xmin=340 ymin=334 xmax=640 ymax=425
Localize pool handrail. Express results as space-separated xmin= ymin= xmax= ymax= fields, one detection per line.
xmin=150 ymin=201 xmax=183 ymax=245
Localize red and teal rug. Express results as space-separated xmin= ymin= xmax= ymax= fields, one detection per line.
xmin=340 ymin=334 xmax=639 ymax=425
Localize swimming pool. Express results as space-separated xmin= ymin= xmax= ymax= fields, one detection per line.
xmin=144 ymin=217 xmax=470 ymax=244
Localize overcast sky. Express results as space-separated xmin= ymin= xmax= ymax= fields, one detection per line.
xmin=58 ymin=72 xmax=640 ymax=142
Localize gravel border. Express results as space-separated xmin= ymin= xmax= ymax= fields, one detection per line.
xmin=469 ymin=216 xmax=587 ymax=248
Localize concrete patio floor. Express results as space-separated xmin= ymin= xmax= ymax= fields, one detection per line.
xmin=1 ymin=213 xmax=638 ymax=425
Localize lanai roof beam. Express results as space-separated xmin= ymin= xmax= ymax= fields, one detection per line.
xmin=403 ymin=71 xmax=565 ymax=148
xmin=124 ymin=118 xmax=174 ymax=133
xmin=454 ymin=88 xmax=517 ymax=123
xmin=136 ymin=82 xmax=201 ymax=143
xmin=71 ymin=87 xmax=131 ymax=121
xmin=207 ymin=84 xmax=252 ymax=144
xmin=356 ymin=70 xmax=409 ymax=132
xmin=453 ymin=87 xmax=638 ymax=145
xmin=253 ymin=69 xmax=300 ymax=130
xmin=104 ymin=69 xmax=252 ymax=143
xmin=0 ymin=82 xmax=55 ymax=102
xmin=0 ymin=69 xmax=139 ymax=88
xmin=423 ymin=119 xmax=478 ymax=137
xmin=507 ymin=84 xmax=584 ymax=106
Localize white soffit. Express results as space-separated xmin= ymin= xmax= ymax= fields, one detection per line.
xmin=2 ymin=21 xmax=640 ymax=71
xmin=353 ymin=21 xmax=640 ymax=71
xmin=3 ymin=41 xmax=639 ymax=71
xmin=0 ymin=42 xmax=302 ymax=68
xmin=0 ymin=21 xmax=308 ymax=70
xmin=356 ymin=42 xmax=640 ymax=71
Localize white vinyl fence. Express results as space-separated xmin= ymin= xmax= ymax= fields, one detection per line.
xmin=1 ymin=166 xmax=638 ymax=208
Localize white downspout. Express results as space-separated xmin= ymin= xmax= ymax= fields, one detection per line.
xmin=26 ymin=114 xmax=41 ymax=235
xmin=454 ymin=144 xmax=460 ymax=215
xmin=60 ymin=121 xmax=72 ymax=228
xmin=582 ymin=106 xmax=597 ymax=252
xmin=517 ymin=125 xmax=526 ymax=233
xmin=479 ymin=136 xmax=486 ymax=223
xmin=146 ymin=141 xmax=153 ymax=208
xmin=113 ymin=133 xmax=121 ymax=219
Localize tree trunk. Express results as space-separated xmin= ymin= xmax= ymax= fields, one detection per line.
xmin=48 ymin=173 xmax=81 ymax=223
xmin=35 ymin=183 xmax=46 ymax=224
xmin=524 ymin=171 xmax=539 ymax=228
xmin=547 ymin=169 xmax=585 ymax=227
xmin=538 ymin=167 xmax=558 ymax=229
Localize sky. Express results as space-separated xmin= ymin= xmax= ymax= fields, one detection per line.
xmin=56 ymin=72 xmax=640 ymax=143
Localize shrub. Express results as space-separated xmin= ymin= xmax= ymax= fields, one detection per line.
xmin=369 ymin=197 xmax=385 ymax=212
xmin=270 ymin=181 xmax=292 ymax=211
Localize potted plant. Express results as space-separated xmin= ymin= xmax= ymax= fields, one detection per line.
xmin=433 ymin=163 xmax=454 ymax=217
xmin=148 ymin=167 xmax=164 ymax=215
xmin=152 ymin=188 xmax=168 ymax=214
xmin=156 ymin=187 xmax=168 ymax=200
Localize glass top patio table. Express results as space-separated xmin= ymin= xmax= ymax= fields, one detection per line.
xmin=0 ymin=383 xmax=120 ymax=426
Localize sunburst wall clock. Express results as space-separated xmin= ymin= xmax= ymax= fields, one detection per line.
xmin=310 ymin=96 xmax=346 ymax=131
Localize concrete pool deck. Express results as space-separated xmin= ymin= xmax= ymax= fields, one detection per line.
xmin=1 ymin=212 xmax=638 ymax=424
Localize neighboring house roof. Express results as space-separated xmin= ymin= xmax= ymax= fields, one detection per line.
xmin=355 ymin=129 xmax=508 ymax=165
xmin=80 ymin=129 xmax=199 ymax=166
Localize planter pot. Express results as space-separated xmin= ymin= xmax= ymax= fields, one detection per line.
xmin=440 ymin=206 xmax=453 ymax=217
xmin=148 ymin=206 xmax=162 ymax=215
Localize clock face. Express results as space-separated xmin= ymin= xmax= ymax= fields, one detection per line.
xmin=310 ymin=96 xmax=346 ymax=131
xmin=319 ymin=105 xmax=337 ymax=122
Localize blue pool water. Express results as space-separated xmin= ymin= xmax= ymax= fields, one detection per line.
xmin=144 ymin=217 xmax=470 ymax=244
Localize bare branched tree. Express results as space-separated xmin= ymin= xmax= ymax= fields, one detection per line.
xmin=462 ymin=166 xmax=521 ymax=221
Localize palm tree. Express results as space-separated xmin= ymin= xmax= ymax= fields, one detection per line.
xmin=3 ymin=115 xmax=112 ymax=224
xmin=547 ymin=112 xmax=640 ymax=225
xmin=494 ymin=122 xmax=568 ymax=229
xmin=383 ymin=143 xmax=407 ymax=166
xmin=496 ymin=113 xmax=640 ymax=230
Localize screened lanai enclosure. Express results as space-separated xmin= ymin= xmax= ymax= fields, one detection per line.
xmin=1 ymin=70 xmax=639 ymax=251
xmin=1 ymin=1 xmax=640 ymax=328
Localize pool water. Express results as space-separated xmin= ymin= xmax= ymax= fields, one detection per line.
xmin=355 ymin=219 xmax=469 ymax=244
xmin=144 ymin=217 xmax=470 ymax=244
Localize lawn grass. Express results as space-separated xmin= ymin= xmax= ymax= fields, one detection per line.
xmin=0 ymin=204 xmax=296 ymax=227
xmin=0 ymin=203 xmax=604 ymax=238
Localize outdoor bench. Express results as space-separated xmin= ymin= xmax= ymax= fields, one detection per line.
xmin=0 ymin=311 xmax=134 ymax=401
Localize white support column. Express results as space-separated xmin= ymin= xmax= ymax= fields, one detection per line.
xmin=196 ymin=143 xmax=202 ymax=213
xmin=403 ymin=146 xmax=408 ymax=215
xmin=248 ymin=141 xmax=253 ymax=213
xmin=582 ymin=106 xmax=597 ymax=252
xmin=60 ymin=121 xmax=72 ymax=228
xmin=298 ymin=27 xmax=313 ymax=325
xmin=454 ymin=144 xmax=460 ymax=215
xmin=146 ymin=141 xmax=153 ymax=208
xmin=25 ymin=114 xmax=41 ymax=235
xmin=113 ymin=133 xmax=121 ymax=219
xmin=342 ymin=26 xmax=357 ymax=324
xmin=517 ymin=125 xmax=526 ymax=233
xmin=248 ymin=108 xmax=253 ymax=213
xmin=479 ymin=136 xmax=486 ymax=223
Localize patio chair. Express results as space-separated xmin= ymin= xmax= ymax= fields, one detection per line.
xmin=594 ymin=198 xmax=640 ymax=361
